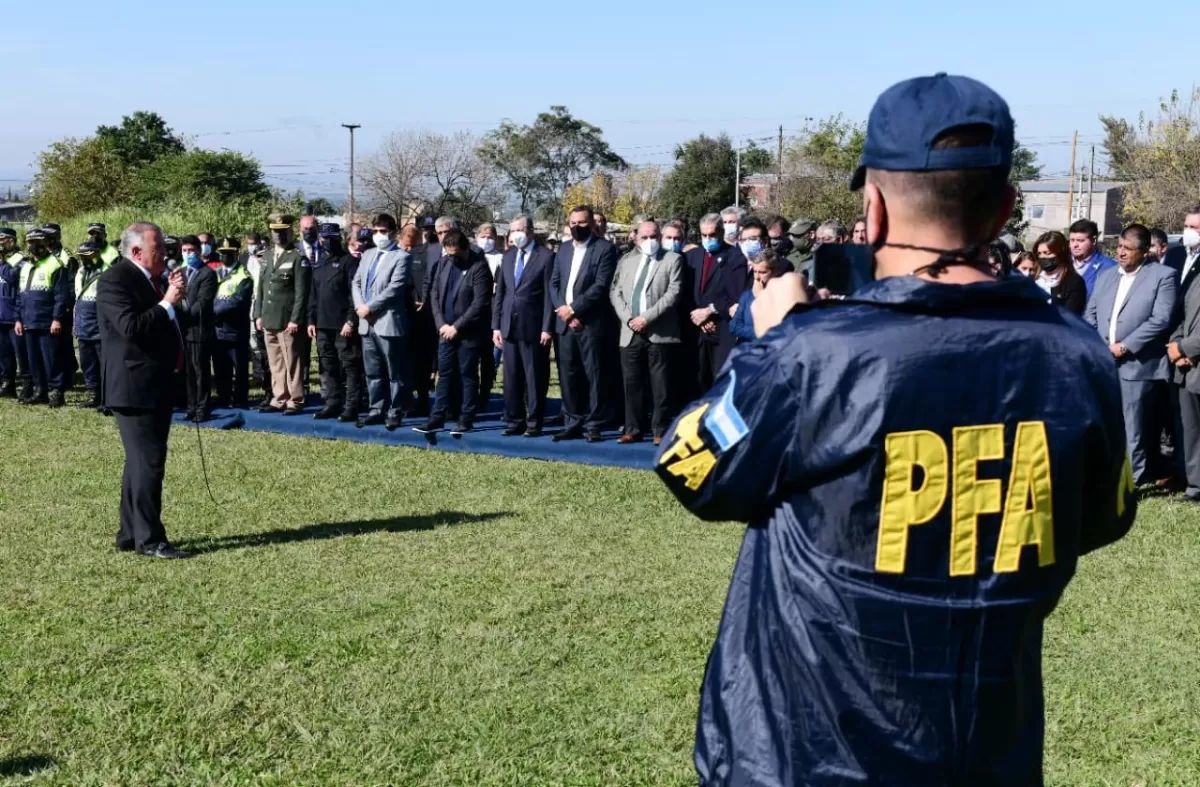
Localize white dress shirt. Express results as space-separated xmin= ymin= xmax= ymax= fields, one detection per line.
xmin=137 ymin=263 xmax=176 ymax=321
xmin=1108 ymin=265 xmax=1140 ymax=344
xmin=1183 ymin=250 xmax=1200 ymax=282
xmin=566 ymin=239 xmax=591 ymax=305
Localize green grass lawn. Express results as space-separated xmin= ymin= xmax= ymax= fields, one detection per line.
xmin=0 ymin=400 xmax=1197 ymax=786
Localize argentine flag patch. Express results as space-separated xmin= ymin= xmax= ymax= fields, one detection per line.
xmin=704 ymin=370 xmax=750 ymax=452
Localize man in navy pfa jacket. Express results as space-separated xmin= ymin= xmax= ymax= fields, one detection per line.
xmin=549 ymin=204 xmax=618 ymax=442
xmin=492 ymin=213 xmax=555 ymax=436
xmin=656 ymin=73 xmax=1136 ymax=786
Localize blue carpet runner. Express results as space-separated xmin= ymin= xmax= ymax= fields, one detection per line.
xmin=174 ymin=396 xmax=658 ymax=471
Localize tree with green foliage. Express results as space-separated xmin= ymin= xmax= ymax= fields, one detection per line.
xmin=1006 ymin=139 xmax=1043 ymax=236
xmin=305 ymin=197 xmax=338 ymax=216
xmin=135 ymin=150 xmax=270 ymax=207
xmin=30 ymin=137 xmax=134 ymax=219
xmin=778 ymin=116 xmax=866 ymax=225
xmin=479 ymin=106 xmax=627 ymax=215
xmin=1101 ymin=87 xmax=1200 ymax=229
xmin=95 ymin=111 xmax=186 ymax=170
xmin=657 ymin=134 xmax=739 ymax=231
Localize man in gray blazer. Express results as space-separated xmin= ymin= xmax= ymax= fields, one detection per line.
xmin=352 ymin=213 xmax=412 ymax=430
xmin=1086 ymin=223 xmax=1179 ymax=484
xmin=610 ymin=219 xmax=684 ymax=445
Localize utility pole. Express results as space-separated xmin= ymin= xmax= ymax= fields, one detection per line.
xmin=341 ymin=123 xmax=360 ymax=224
xmin=777 ymin=125 xmax=784 ymax=210
xmin=1066 ymin=130 xmax=1078 ymax=222
xmin=734 ymin=143 xmax=742 ymax=209
xmin=1086 ymin=144 xmax=1096 ymax=222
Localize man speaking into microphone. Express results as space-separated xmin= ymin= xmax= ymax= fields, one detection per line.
xmin=96 ymin=222 xmax=192 ymax=559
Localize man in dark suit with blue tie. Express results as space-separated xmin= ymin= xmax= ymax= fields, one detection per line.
xmin=492 ymin=214 xmax=555 ymax=437
xmin=549 ymin=205 xmax=618 ymax=442
xmin=681 ymin=213 xmax=740 ymax=398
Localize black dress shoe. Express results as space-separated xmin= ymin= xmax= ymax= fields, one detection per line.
xmin=47 ymin=390 xmax=64 ymax=409
xmin=258 ymin=404 xmax=283 ymax=414
xmin=136 ymin=543 xmax=192 ymax=559
xmin=413 ymin=420 xmax=444 ymax=434
xmin=524 ymin=428 xmax=544 ymax=438
xmin=502 ymin=424 xmax=524 ymax=436
xmin=356 ymin=414 xmax=386 ymax=428
xmin=553 ymin=428 xmax=583 ymax=442
xmin=77 ymin=391 xmax=101 ymax=408
xmin=337 ymin=411 xmax=359 ymax=423
xmin=0 ymin=380 xmax=14 ymax=398
xmin=385 ymin=415 xmax=403 ymax=431
xmin=586 ymin=429 xmax=603 ymax=443
xmin=313 ymin=407 xmax=339 ymax=420
xmin=99 ymin=407 xmax=113 ymax=417
xmin=450 ymin=422 xmax=472 ymax=436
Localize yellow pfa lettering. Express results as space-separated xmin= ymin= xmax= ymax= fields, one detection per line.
xmin=1116 ymin=453 xmax=1135 ymax=517
xmin=950 ymin=425 xmax=1005 ymax=576
xmin=876 ymin=421 xmax=1058 ymax=576
xmin=876 ymin=431 xmax=949 ymax=573
xmin=660 ymin=404 xmax=716 ymax=490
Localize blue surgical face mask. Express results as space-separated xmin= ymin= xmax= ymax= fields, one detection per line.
xmin=183 ymin=251 xmax=201 ymax=268
xmin=200 ymin=243 xmax=213 ymax=257
xmin=702 ymin=238 xmax=721 ymax=253
xmin=740 ymin=239 xmax=763 ymax=259
xmin=663 ymin=238 xmax=681 ymax=253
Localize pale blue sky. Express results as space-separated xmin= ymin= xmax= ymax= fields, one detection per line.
xmin=2 ymin=0 xmax=1189 ymax=199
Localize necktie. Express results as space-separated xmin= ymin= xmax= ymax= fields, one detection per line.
xmin=701 ymin=252 xmax=715 ymax=292
xmin=515 ymin=250 xmax=526 ymax=286
xmin=366 ymin=251 xmax=382 ymax=294
xmin=631 ymin=256 xmax=653 ymax=317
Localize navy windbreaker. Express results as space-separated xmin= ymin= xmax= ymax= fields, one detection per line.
xmin=655 ymin=275 xmax=1136 ymax=787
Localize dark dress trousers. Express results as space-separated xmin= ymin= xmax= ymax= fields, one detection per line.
xmin=182 ymin=263 xmax=217 ymax=415
xmin=681 ymin=244 xmax=739 ymax=398
xmin=308 ymin=252 xmax=363 ymax=414
xmin=549 ymin=238 xmax=619 ymax=432
xmin=492 ymin=242 xmax=554 ymax=430
xmin=96 ymin=259 xmax=185 ymax=550
xmin=430 ymin=250 xmax=492 ymax=425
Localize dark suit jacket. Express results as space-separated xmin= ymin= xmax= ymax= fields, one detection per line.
xmin=182 ymin=264 xmax=217 ymax=343
xmin=96 ymin=258 xmax=186 ymax=410
xmin=431 ymin=250 xmax=492 ymax=344
xmin=548 ymin=237 xmax=618 ymax=335
xmin=418 ymin=243 xmax=443 ymax=305
xmin=682 ymin=244 xmax=738 ymax=346
xmin=492 ymin=243 xmax=554 ymax=342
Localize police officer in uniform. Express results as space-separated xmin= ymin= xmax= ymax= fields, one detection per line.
xmin=655 ymin=74 xmax=1137 ymax=786
xmin=14 ymin=229 xmax=71 ymax=407
xmin=73 ymin=240 xmax=111 ymax=409
xmin=307 ymin=223 xmax=364 ymax=421
xmin=41 ymin=222 xmax=79 ymax=390
xmin=212 ymin=237 xmax=253 ymax=408
xmin=87 ymin=223 xmax=121 ymax=266
xmin=253 ymin=213 xmax=311 ymax=415
xmin=0 ymin=228 xmax=28 ymax=398
xmin=786 ymin=218 xmax=817 ymax=278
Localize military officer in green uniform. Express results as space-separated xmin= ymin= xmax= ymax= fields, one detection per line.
xmin=787 ymin=218 xmax=818 ymax=279
xmin=253 ymin=213 xmax=311 ymax=415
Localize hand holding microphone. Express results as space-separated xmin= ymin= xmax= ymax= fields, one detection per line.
xmin=165 ymin=269 xmax=187 ymax=306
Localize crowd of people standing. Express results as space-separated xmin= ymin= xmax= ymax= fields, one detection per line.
xmin=2 ymin=204 xmax=1200 ymax=480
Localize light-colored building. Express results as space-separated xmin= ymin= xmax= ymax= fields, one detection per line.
xmin=1019 ymin=179 xmax=1125 ymax=242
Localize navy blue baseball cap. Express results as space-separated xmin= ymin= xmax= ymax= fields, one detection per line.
xmin=850 ymin=73 xmax=1014 ymax=191
xmin=319 ymin=222 xmax=341 ymax=238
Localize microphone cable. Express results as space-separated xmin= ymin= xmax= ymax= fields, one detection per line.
xmin=179 ymin=268 xmax=220 ymax=507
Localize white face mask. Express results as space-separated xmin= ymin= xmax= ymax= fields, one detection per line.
xmin=1184 ymin=227 xmax=1200 ymax=251
xmin=246 ymin=244 xmax=259 ymax=256
xmin=509 ymin=231 xmax=529 ymax=249
xmin=723 ymin=222 xmax=739 ymax=240
xmin=477 ymin=237 xmax=496 ymax=253
xmin=373 ymin=233 xmax=391 ymax=249
xmin=662 ymin=238 xmax=681 ymax=253
xmin=640 ymin=239 xmax=661 ymax=257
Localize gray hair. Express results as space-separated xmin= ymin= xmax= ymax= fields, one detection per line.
xmin=475 ymin=222 xmax=497 ymax=236
xmin=434 ymin=216 xmax=457 ymax=231
xmin=817 ymin=220 xmax=846 ymax=241
xmin=509 ymin=213 xmax=534 ymax=233
xmin=663 ymin=219 xmax=686 ymax=235
xmin=720 ymin=206 xmax=746 ymax=223
xmin=120 ymin=222 xmax=162 ymax=257
xmin=698 ymin=212 xmax=723 ymax=231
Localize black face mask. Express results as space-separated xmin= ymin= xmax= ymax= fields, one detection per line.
xmin=319 ymin=237 xmax=343 ymax=255
xmin=570 ymin=225 xmax=592 ymax=243
xmin=220 ymin=252 xmax=238 ymax=267
xmin=28 ymin=244 xmax=46 ymax=259
xmin=769 ymin=237 xmax=794 ymax=255
xmin=302 ymin=228 xmax=319 ymax=244
xmin=272 ymin=230 xmax=292 ymax=246
xmin=1037 ymin=256 xmax=1059 ymax=272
